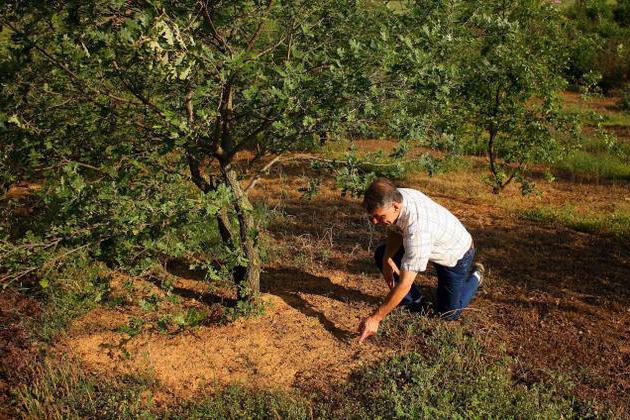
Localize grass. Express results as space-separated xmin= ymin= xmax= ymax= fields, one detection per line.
xmin=579 ymin=136 xmax=630 ymax=156
xmin=13 ymin=310 xmax=598 ymax=419
xmin=13 ymin=358 xmax=311 ymax=419
xmin=551 ymin=93 xmax=630 ymax=181
xmin=26 ymin=257 xmax=112 ymax=342
xmin=562 ymin=102 xmax=630 ymax=128
xmin=521 ymin=204 xmax=630 ymax=240
xmin=13 ymin=360 xmax=155 ymax=419
xmin=556 ymin=150 xmax=630 ymax=182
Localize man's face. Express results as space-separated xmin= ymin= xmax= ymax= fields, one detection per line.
xmin=367 ymin=202 xmax=400 ymax=226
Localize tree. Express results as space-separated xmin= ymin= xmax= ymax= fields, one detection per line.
xmin=345 ymin=0 xmax=578 ymax=194
xmin=0 ymin=0 xmax=386 ymax=299
xmin=456 ymin=0 xmax=577 ymax=193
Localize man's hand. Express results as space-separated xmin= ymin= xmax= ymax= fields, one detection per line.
xmin=358 ymin=314 xmax=382 ymax=344
xmin=359 ymin=270 xmax=418 ymax=345
xmin=382 ymin=257 xmax=400 ymax=290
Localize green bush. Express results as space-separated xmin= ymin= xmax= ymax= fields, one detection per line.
xmin=323 ymin=312 xmax=582 ymax=419
xmin=564 ymin=0 xmax=630 ymax=91
xmin=618 ymin=86 xmax=630 ymax=111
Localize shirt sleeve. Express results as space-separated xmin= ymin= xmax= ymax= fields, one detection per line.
xmin=400 ymin=225 xmax=431 ymax=273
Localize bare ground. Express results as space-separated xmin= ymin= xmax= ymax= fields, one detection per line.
xmin=3 ymin=140 xmax=630 ymax=415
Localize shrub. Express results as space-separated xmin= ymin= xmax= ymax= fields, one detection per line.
xmin=618 ymin=86 xmax=630 ymax=111
xmin=324 ymin=311 xmax=581 ymax=419
xmin=563 ymin=0 xmax=630 ymax=91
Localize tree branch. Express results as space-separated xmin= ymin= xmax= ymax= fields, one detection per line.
xmin=111 ymin=60 xmax=168 ymax=120
xmin=200 ymin=1 xmax=232 ymax=54
xmin=244 ymin=153 xmax=284 ymax=193
xmin=246 ymin=0 xmax=273 ymax=50
xmin=186 ymin=152 xmax=212 ymax=193
xmin=232 ymin=116 xmax=275 ymax=155
xmin=185 ymin=87 xmax=194 ymax=125
xmin=2 ymin=19 xmax=131 ymax=105
xmin=2 ymin=19 xmax=184 ymax=138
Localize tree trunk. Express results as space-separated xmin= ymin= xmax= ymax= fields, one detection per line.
xmin=186 ymin=152 xmax=237 ymax=245
xmin=487 ymin=126 xmax=502 ymax=194
xmin=488 ymin=84 xmax=502 ymax=194
xmin=220 ymin=163 xmax=260 ymax=300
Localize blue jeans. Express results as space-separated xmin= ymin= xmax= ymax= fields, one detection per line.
xmin=374 ymin=244 xmax=479 ymax=320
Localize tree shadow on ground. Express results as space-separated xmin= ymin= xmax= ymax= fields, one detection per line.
xmin=261 ymin=267 xmax=382 ymax=342
xmin=469 ymin=223 xmax=630 ymax=304
xmin=491 ymin=295 xmax=601 ymax=320
xmin=162 ymin=260 xmax=238 ymax=308
xmin=260 ymin=267 xmax=436 ymax=341
xmin=264 ymin=191 xmax=630 ymax=306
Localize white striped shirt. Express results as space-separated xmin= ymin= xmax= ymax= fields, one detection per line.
xmin=392 ymin=188 xmax=472 ymax=272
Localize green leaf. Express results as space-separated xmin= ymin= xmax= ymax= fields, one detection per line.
xmin=8 ymin=114 xmax=23 ymax=128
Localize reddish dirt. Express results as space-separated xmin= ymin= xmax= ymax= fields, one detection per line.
xmin=0 ymin=291 xmax=41 ymax=418
xmin=57 ymin=271 xmax=389 ymax=407
xmin=4 ymin=139 xmax=629 ymax=415
xmin=560 ymin=91 xmax=621 ymax=114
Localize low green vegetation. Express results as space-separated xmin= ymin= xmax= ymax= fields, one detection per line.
xmin=15 ymin=359 xmax=311 ymax=419
xmin=562 ymin=101 xmax=630 ymax=127
xmin=550 ymin=94 xmax=630 ymax=181
xmin=324 ymin=312 xmax=589 ymax=418
xmin=14 ymin=361 xmax=156 ymax=419
xmin=521 ymin=204 xmax=630 ymax=239
xmin=24 ymin=253 xmax=111 ymax=343
xmin=556 ymin=149 xmax=630 ymax=182
xmin=14 ymin=311 xmax=595 ymax=419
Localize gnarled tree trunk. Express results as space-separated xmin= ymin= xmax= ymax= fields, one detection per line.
xmin=220 ymin=163 xmax=260 ymax=300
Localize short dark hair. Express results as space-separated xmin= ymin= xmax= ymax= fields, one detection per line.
xmin=362 ymin=177 xmax=402 ymax=213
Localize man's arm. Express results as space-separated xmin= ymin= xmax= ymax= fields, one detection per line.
xmin=383 ymin=230 xmax=402 ymax=261
xmin=381 ymin=230 xmax=403 ymax=289
xmin=374 ymin=270 xmax=418 ymax=320
xmin=359 ymin=270 xmax=418 ymax=344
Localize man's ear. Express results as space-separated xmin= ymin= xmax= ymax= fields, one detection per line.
xmin=392 ymin=201 xmax=401 ymax=211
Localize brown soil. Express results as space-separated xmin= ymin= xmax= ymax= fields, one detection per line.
xmin=3 ymin=139 xmax=630 ymax=415
xmin=560 ymin=91 xmax=621 ymax=114
xmin=57 ymin=270 xmax=389 ymax=406
xmin=0 ymin=291 xmax=41 ymax=418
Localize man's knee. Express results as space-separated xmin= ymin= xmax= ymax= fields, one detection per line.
xmin=374 ymin=244 xmax=386 ymax=270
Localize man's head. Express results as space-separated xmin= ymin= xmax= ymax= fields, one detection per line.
xmin=363 ymin=178 xmax=402 ymax=225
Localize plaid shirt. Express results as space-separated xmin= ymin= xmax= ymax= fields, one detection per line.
xmin=392 ymin=188 xmax=472 ymax=272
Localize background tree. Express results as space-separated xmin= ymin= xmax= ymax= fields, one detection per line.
xmin=563 ymin=0 xmax=630 ymax=92
xmin=456 ymin=0 xmax=577 ymax=193
xmin=344 ymin=0 xmax=580 ymax=194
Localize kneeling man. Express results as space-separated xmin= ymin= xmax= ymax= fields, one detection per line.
xmin=359 ymin=178 xmax=484 ymax=344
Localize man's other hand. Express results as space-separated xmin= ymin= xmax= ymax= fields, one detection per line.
xmin=358 ymin=315 xmax=381 ymax=344
xmin=382 ymin=257 xmax=400 ymax=290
